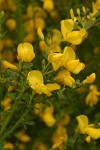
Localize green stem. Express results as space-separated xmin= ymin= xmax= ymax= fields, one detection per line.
xmin=0 ymin=92 xmax=24 ymax=136
xmin=0 ymin=107 xmax=30 ymax=141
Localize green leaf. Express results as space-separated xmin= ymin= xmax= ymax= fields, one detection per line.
xmin=22 ymin=62 xmax=33 ymax=69
xmin=7 ymin=92 xmax=17 ymax=100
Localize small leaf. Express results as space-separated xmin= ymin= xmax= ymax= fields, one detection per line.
xmin=25 ymin=121 xmax=35 ymax=125
xmin=22 ymin=62 xmax=33 ymax=69
xmin=7 ymin=92 xmax=17 ymax=100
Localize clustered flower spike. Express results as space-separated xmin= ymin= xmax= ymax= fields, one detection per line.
xmin=76 ymin=115 xmax=100 ymax=140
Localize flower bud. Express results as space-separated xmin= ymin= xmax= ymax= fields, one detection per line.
xmin=17 ymin=43 xmax=35 ymax=62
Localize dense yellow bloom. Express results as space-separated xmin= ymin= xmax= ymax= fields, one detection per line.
xmin=17 ymin=43 xmax=35 ymax=62
xmin=82 ymin=73 xmax=96 ymax=84
xmin=85 ymin=85 xmax=100 ymax=107
xmin=2 ymin=60 xmax=17 ymax=71
xmin=54 ymin=69 xmax=75 ymax=87
xmin=27 ymin=70 xmax=60 ymax=96
xmin=61 ymin=19 xmax=88 ymax=45
xmin=76 ymin=115 xmax=100 ymax=139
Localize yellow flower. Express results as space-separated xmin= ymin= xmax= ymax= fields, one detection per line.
xmin=54 ymin=69 xmax=75 ymax=87
xmin=92 ymin=0 xmax=100 ymax=16
xmin=43 ymin=0 xmax=54 ymax=12
xmin=48 ymin=46 xmax=85 ymax=73
xmin=85 ymin=85 xmax=100 ymax=107
xmin=85 ymin=136 xmax=91 ymax=143
xmin=27 ymin=70 xmax=60 ymax=96
xmin=16 ymin=131 xmax=31 ymax=142
xmin=76 ymin=115 xmax=89 ymax=134
xmin=17 ymin=43 xmax=35 ymax=62
xmin=37 ymin=27 xmax=44 ymax=40
xmin=2 ymin=60 xmax=17 ymax=71
xmin=85 ymin=127 xmax=100 ymax=140
xmin=48 ymin=53 xmax=64 ymax=70
xmin=6 ymin=18 xmax=16 ymax=31
xmin=65 ymin=59 xmax=85 ymax=74
xmin=76 ymin=115 xmax=100 ymax=139
xmin=61 ymin=19 xmax=74 ymax=40
xmin=61 ymin=18 xmax=88 ymax=45
xmin=52 ymin=126 xmax=67 ymax=150
xmin=35 ymin=17 xmax=45 ymax=30
xmin=82 ymin=73 xmax=96 ymax=84
xmin=42 ymin=113 xmax=56 ymax=127
xmin=4 ymin=142 xmax=14 ymax=149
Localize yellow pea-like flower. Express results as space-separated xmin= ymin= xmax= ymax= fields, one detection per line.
xmin=37 ymin=27 xmax=44 ymax=40
xmin=17 ymin=43 xmax=35 ymax=62
xmin=65 ymin=59 xmax=85 ymax=74
xmin=82 ymin=73 xmax=96 ymax=84
xmin=54 ymin=69 xmax=75 ymax=87
xmin=4 ymin=142 xmax=14 ymax=149
xmin=85 ymin=127 xmax=100 ymax=140
xmin=43 ymin=0 xmax=54 ymax=12
xmin=76 ymin=115 xmax=100 ymax=140
xmin=76 ymin=115 xmax=89 ymax=134
xmin=61 ymin=19 xmax=74 ymax=40
xmin=2 ymin=60 xmax=17 ymax=71
xmin=42 ymin=113 xmax=56 ymax=127
xmin=27 ymin=70 xmax=60 ymax=96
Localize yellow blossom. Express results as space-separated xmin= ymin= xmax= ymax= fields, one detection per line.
xmin=4 ymin=142 xmax=14 ymax=149
xmin=48 ymin=46 xmax=85 ymax=73
xmin=48 ymin=53 xmax=64 ymax=70
xmin=85 ymin=136 xmax=91 ymax=143
xmin=52 ymin=126 xmax=67 ymax=150
xmin=82 ymin=73 xmax=96 ymax=84
xmin=85 ymin=127 xmax=100 ymax=140
xmin=54 ymin=69 xmax=75 ymax=87
xmin=16 ymin=131 xmax=31 ymax=142
xmin=85 ymin=85 xmax=100 ymax=107
xmin=39 ymin=40 xmax=47 ymax=52
xmin=92 ymin=0 xmax=100 ymax=16
xmin=43 ymin=0 xmax=54 ymax=12
xmin=37 ymin=27 xmax=44 ymax=40
xmin=42 ymin=113 xmax=56 ymax=127
xmin=65 ymin=59 xmax=85 ymax=74
xmin=76 ymin=115 xmax=100 ymax=139
xmin=61 ymin=19 xmax=74 ymax=40
xmin=61 ymin=18 xmax=88 ymax=45
xmin=35 ymin=17 xmax=45 ymax=30
xmin=17 ymin=43 xmax=35 ymax=62
xmin=27 ymin=70 xmax=60 ymax=96
xmin=1 ymin=97 xmax=13 ymax=111
xmin=6 ymin=18 xmax=16 ymax=31
xmin=2 ymin=60 xmax=17 ymax=71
